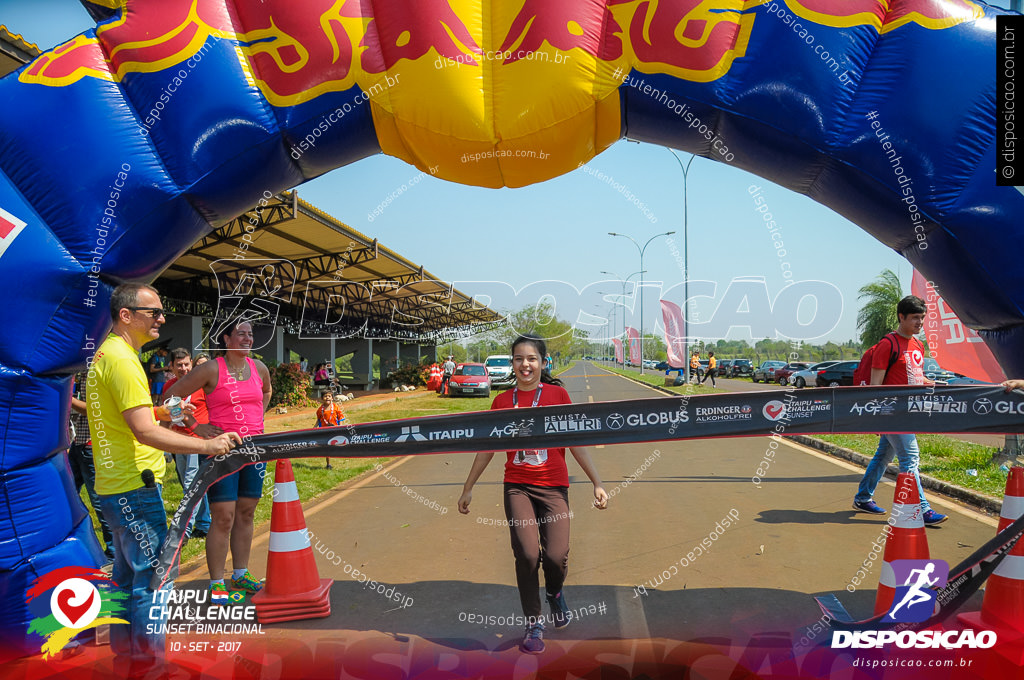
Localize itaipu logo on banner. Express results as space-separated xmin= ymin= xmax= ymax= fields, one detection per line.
xmin=25 ymin=566 xmax=128 ymax=657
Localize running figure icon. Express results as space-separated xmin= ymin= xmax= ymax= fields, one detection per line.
xmin=889 ymin=563 xmax=939 ymax=618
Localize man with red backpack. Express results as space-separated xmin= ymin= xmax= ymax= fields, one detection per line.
xmin=852 ymin=295 xmax=947 ymax=525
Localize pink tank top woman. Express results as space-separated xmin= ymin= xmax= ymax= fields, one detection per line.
xmin=205 ymin=357 xmax=265 ymax=437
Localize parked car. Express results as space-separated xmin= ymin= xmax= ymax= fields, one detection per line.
xmin=730 ymin=359 xmax=753 ymax=377
xmin=815 ymin=360 xmax=860 ymax=387
xmin=774 ymin=362 xmax=813 ymax=386
xmin=484 ymin=355 xmax=514 ymax=388
xmin=789 ymin=361 xmax=841 ymax=388
xmin=654 ymin=361 xmax=684 ymax=372
xmin=752 ymin=360 xmax=787 ymax=383
xmin=447 ymin=363 xmax=491 ymax=397
xmin=922 ymin=358 xmax=958 ymax=383
xmin=717 ymin=359 xmax=735 ymax=377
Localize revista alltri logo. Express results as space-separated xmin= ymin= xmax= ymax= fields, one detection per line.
xmin=25 ymin=566 xmax=128 ymax=657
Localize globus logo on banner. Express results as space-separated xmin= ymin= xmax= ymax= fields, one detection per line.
xmin=973 ymin=398 xmax=1024 ymax=415
xmin=626 ymin=410 xmax=689 ymax=427
xmin=832 ymin=559 xmax=997 ymax=650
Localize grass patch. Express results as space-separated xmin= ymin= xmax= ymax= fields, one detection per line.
xmin=597 ymin=364 xmax=729 ymax=395
xmin=80 ymin=392 xmax=493 ymax=567
xmin=812 ymin=434 xmax=1007 ymax=498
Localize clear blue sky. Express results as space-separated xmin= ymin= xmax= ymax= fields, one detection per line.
xmin=4 ymin=0 xmax=1013 ymax=345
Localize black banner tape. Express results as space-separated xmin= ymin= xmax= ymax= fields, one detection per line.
xmin=154 ymin=385 xmax=1024 ymax=586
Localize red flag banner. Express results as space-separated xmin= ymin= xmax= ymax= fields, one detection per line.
xmin=911 ymin=270 xmax=1006 ymax=383
xmin=626 ymin=326 xmax=641 ymax=364
xmin=660 ymin=299 xmax=687 ymax=368
xmin=612 ymin=338 xmax=623 ymax=363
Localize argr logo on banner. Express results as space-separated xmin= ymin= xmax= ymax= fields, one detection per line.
xmin=850 ymin=398 xmax=898 ymax=416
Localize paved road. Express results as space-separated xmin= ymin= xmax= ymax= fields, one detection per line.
xmin=172 ymin=361 xmax=998 ymax=659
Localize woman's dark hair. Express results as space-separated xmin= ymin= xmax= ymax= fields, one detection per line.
xmin=511 ymin=334 xmax=563 ymax=386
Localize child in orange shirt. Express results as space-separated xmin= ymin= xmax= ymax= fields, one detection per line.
xmin=315 ymin=392 xmax=346 ymax=469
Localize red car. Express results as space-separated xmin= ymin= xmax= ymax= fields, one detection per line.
xmin=446 ymin=363 xmax=492 ymax=398
xmin=774 ymin=362 xmax=813 ymax=386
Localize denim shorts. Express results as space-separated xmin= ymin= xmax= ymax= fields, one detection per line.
xmin=207 ymin=461 xmax=266 ymax=502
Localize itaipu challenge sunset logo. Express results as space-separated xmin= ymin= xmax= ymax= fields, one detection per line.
xmin=25 ymin=566 xmax=128 ymax=657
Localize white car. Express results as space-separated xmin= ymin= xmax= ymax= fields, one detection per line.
xmin=484 ymin=355 xmax=515 ymax=387
xmin=790 ymin=361 xmax=841 ymax=388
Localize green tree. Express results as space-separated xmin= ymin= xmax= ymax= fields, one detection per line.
xmin=857 ymin=269 xmax=902 ymax=347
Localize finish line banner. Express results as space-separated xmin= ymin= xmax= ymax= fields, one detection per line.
xmin=156 ymin=385 xmax=1024 ymax=584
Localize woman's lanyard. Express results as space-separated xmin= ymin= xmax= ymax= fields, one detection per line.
xmin=512 ymin=384 xmax=542 ymax=462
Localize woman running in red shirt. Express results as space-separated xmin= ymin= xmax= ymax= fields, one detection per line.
xmin=458 ymin=334 xmax=607 ymax=654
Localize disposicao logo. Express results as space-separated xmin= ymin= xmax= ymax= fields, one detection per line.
xmin=26 ymin=566 xmax=128 ymax=657
xmin=832 ymin=559 xmax=997 ymax=650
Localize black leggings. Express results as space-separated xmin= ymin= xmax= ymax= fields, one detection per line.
xmin=701 ymin=368 xmax=717 ymax=387
xmin=503 ymin=483 xmax=571 ymax=619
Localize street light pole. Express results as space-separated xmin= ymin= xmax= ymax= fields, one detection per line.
xmin=667 ymin=149 xmax=696 ymax=383
xmin=601 ymin=269 xmax=645 ymax=369
xmin=608 ymin=232 xmax=675 ymax=375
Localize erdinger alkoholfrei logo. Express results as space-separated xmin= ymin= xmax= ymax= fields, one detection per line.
xmin=883 ymin=559 xmax=949 ymax=622
xmin=25 ymin=566 xmax=128 ymax=657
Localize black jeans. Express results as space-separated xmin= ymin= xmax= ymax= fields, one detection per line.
xmin=503 ymin=483 xmax=571 ymax=620
xmin=67 ymin=443 xmax=114 ymax=559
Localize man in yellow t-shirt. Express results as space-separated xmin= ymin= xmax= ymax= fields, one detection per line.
xmin=88 ymin=283 xmax=240 ymax=677
xmin=689 ymin=350 xmax=700 ymax=383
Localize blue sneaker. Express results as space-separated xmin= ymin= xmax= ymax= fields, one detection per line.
xmin=546 ymin=591 xmax=572 ymax=630
xmin=520 ymin=622 xmax=545 ymax=654
xmin=923 ymin=510 xmax=948 ymax=525
xmin=853 ymin=499 xmax=886 ymax=514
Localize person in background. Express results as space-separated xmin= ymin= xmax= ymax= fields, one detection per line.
xmin=853 ymin=295 xmax=947 ymax=526
xmin=300 ymin=356 xmax=309 ymax=373
xmin=146 ymin=346 xmax=169 ymax=400
xmin=194 ymin=353 xmax=210 ymax=367
xmin=689 ymin=350 xmax=701 ymax=383
xmin=700 ymin=351 xmax=717 ymax=387
xmin=68 ymin=371 xmax=114 ymax=566
xmin=441 ymin=355 xmax=456 ymax=395
xmin=89 ymin=283 xmax=241 ymax=676
xmin=164 ymin=347 xmax=219 ymax=540
xmin=315 ymin=391 xmax=347 ymax=469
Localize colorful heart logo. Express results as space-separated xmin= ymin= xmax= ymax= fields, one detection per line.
xmin=56 ymin=586 xmax=95 ymax=627
xmin=762 ymin=401 xmax=786 ymax=421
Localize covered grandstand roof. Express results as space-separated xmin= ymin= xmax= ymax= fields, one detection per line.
xmin=157 ymin=191 xmax=504 ymax=342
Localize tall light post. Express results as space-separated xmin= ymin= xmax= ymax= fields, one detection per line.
xmin=601 ymin=269 xmax=645 ymax=368
xmin=667 ymin=149 xmax=696 ymax=383
xmin=607 ymin=232 xmax=675 ymax=374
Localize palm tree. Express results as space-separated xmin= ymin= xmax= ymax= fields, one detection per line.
xmin=857 ymin=269 xmax=902 ymax=347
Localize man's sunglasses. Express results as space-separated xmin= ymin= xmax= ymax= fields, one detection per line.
xmin=127 ymin=306 xmax=166 ymax=319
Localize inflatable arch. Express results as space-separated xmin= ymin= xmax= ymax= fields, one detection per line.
xmin=0 ymin=0 xmax=1021 ymax=653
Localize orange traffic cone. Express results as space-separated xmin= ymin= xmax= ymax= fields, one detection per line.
xmin=251 ymin=460 xmax=333 ymax=624
xmin=874 ymin=472 xmax=931 ymax=616
xmin=958 ymin=466 xmax=1024 ymax=644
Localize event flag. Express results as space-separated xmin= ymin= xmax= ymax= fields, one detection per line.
xmin=626 ymin=326 xmax=641 ymax=364
xmin=911 ymin=270 xmax=1006 ymax=383
xmin=660 ymin=299 xmax=687 ymax=368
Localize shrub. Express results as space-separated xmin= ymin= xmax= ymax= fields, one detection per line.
xmin=381 ymin=360 xmax=429 ymax=389
xmin=269 ymin=362 xmax=316 ymax=408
